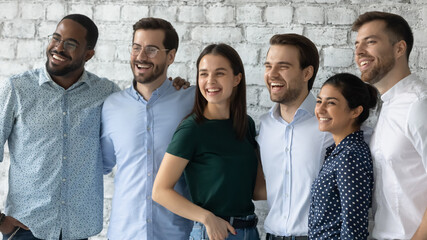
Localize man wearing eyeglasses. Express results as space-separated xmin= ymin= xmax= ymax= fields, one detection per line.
xmin=100 ymin=17 xmax=194 ymax=240
xmin=0 ymin=14 xmax=120 ymax=240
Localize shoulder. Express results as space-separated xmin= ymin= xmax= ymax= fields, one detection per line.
xmin=86 ymin=70 xmax=120 ymax=92
xmin=8 ymin=69 xmax=41 ymax=86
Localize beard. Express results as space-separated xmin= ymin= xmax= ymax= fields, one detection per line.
xmin=133 ymin=60 xmax=167 ymax=85
xmin=269 ymin=83 xmax=304 ymax=105
xmin=361 ymin=54 xmax=395 ymax=85
xmin=46 ymin=51 xmax=84 ymax=77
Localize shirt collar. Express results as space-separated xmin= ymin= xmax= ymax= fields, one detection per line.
xmin=129 ymin=78 xmax=171 ymax=102
xmin=40 ymin=66 xmax=92 ymax=88
xmin=325 ymin=130 xmax=365 ymax=158
xmin=381 ymin=73 xmax=415 ymax=102
xmin=269 ymin=92 xmax=316 ymax=123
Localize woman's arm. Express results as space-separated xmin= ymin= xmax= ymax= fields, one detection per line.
xmin=152 ymin=153 xmax=236 ymax=240
xmin=253 ymin=149 xmax=266 ymax=200
xmin=412 ymin=208 xmax=427 ymax=240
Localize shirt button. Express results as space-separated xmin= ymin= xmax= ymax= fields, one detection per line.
xmin=148 ymin=173 xmax=151 ymax=176
xmin=63 ymin=134 xmax=67 ymax=137
xmin=147 ymin=127 xmax=151 ymax=131
xmin=147 ymin=150 xmax=151 ymax=154
xmin=147 ymin=219 xmax=152 ymax=223
xmin=63 ymin=112 xmax=67 ymax=115
xmin=62 ymin=178 xmax=66 ymax=182
xmin=63 ymin=156 xmax=67 ymax=160
xmin=61 ymin=201 xmax=65 ymax=204
xmin=285 ymin=147 xmax=289 ymax=152
xmin=146 ymin=195 xmax=151 ymax=200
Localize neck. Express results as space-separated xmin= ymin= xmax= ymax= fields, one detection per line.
xmin=50 ymin=69 xmax=84 ymax=90
xmin=375 ymin=63 xmax=411 ymax=95
xmin=279 ymin=91 xmax=308 ymax=123
xmin=332 ymin=126 xmax=359 ymax=146
xmin=203 ymin=102 xmax=230 ymax=120
xmin=135 ymin=76 xmax=167 ymax=101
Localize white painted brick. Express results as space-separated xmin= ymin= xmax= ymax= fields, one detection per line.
xmin=419 ymin=48 xmax=427 ymax=69
xmin=295 ymin=6 xmax=324 ymax=24
xmin=0 ymin=2 xmax=18 ymax=20
xmin=305 ymin=27 xmax=348 ymax=46
xmin=0 ymin=39 xmax=16 ymax=59
xmin=17 ymin=40 xmax=44 ymax=59
xmin=38 ymin=22 xmax=58 ymax=39
xmin=2 ymin=20 xmax=36 ymax=38
xmin=178 ymin=6 xmax=205 ymax=23
xmin=259 ymin=87 xmax=274 ymax=108
xmin=21 ymin=3 xmax=44 ymax=20
xmin=46 ymin=3 xmax=66 ymax=21
xmin=414 ymin=29 xmax=427 ymax=47
xmin=235 ymin=43 xmax=260 ymax=65
xmin=93 ymin=41 xmax=116 ymax=62
xmin=168 ymin=62 xmax=195 ymax=83
xmin=265 ymin=6 xmax=293 ymax=24
xmin=174 ymin=42 xmax=203 ymax=63
xmin=246 ymin=26 xmax=303 ymax=44
xmin=151 ymin=6 xmax=178 ymax=23
xmin=116 ymin=42 xmax=131 ymax=62
xmin=323 ymin=47 xmax=354 ymax=67
xmin=174 ymin=23 xmax=190 ymax=42
xmin=246 ymin=86 xmax=259 ymax=106
xmin=236 ymin=5 xmax=262 ymax=23
xmin=121 ymin=5 xmax=149 ymax=22
xmin=244 ymin=65 xmax=264 ymax=86
xmin=205 ymin=5 xmax=234 ymax=23
xmin=0 ymin=60 xmax=33 ymax=77
xmin=423 ymin=7 xmax=427 ymax=27
xmin=94 ymin=4 xmax=121 ymax=22
xmin=191 ymin=26 xmax=243 ymax=43
xmin=326 ymin=7 xmax=357 ymax=25
xmin=69 ymin=4 xmax=93 ymax=18
xmin=98 ymin=23 xmax=132 ymax=41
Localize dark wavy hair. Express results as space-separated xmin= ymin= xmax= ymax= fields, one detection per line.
xmin=132 ymin=17 xmax=179 ymax=52
xmin=192 ymin=43 xmax=247 ymax=140
xmin=62 ymin=14 xmax=98 ymax=50
xmin=323 ymin=73 xmax=378 ymax=126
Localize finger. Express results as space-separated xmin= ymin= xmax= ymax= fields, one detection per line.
xmin=16 ymin=221 xmax=29 ymax=230
xmin=226 ymin=222 xmax=236 ymax=235
xmin=168 ymin=77 xmax=173 ymax=81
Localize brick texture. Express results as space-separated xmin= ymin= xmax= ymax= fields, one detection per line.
xmin=1 ymin=1 xmax=427 ymax=240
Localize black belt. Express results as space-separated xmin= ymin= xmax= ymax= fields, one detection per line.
xmin=221 ymin=216 xmax=258 ymax=229
xmin=266 ymin=233 xmax=308 ymax=240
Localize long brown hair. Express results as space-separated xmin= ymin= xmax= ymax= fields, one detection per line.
xmin=192 ymin=43 xmax=247 ymax=140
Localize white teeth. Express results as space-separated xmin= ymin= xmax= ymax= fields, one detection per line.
xmin=360 ymin=61 xmax=369 ymax=66
xmin=53 ymin=54 xmax=65 ymax=62
xmin=319 ymin=118 xmax=330 ymax=121
xmin=271 ymin=83 xmax=284 ymax=87
xmin=136 ymin=64 xmax=151 ymax=69
xmin=207 ymin=88 xmax=220 ymax=93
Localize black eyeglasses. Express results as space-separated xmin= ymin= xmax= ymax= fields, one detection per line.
xmin=48 ymin=35 xmax=79 ymax=52
xmin=129 ymin=44 xmax=169 ymax=58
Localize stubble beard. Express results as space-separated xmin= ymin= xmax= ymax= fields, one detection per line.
xmin=133 ymin=61 xmax=167 ymax=85
xmin=361 ymin=55 xmax=395 ymax=85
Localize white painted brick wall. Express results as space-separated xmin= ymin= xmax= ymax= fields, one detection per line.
xmin=1 ymin=1 xmax=427 ymax=239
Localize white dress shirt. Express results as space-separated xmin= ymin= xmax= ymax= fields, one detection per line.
xmin=371 ymin=74 xmax=427 ymax=239
xmin=257 ymin=93 xmax=333 ymax=236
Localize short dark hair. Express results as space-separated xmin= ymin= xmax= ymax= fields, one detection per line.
xmin=269 ymin=34 xmax=319 ymax=91
xmin=62 ymin=14 xmax=98 ymax=50
xmin=323 ymin=73 xmax=378 ymax=126
xmin=192 ymin=43 xmax=247 ymax=140
xmin=352 ymin=11 xmax=413 ymax=60
xmin=133 ymin=17 xmax=179 ymax=52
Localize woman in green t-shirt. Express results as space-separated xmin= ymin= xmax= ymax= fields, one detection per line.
xmin=153 ymin=43 xmax=266 ymax=240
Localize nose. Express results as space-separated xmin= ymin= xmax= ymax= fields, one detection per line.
xmin=315 ymin=101 xmax=326 ymax=114
xmin=268 ymin=65 xmax=279 ymax=79
xmin=355 ymin=42 xmax=366 ymax=56
xmin=53 ymin=40 xmax=65 ymax=52
xmin=136 ymin=48 xmax=149 ymax=60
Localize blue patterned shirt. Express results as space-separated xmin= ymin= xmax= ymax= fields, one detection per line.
xmin=308 ymin=130 xmax=374 ymax=239
xmin=0 ymin=67 xmax=120 ymax=239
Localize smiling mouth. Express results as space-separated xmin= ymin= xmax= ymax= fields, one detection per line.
xmin=360 ymin=61 xmax=370 ymax=67
xmin=136 ymin=63 xmax=152 ymax=69
xmin=207 ymin=88 xmax=220 ymax=93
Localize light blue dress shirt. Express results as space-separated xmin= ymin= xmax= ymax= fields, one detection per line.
xmin=0 ymin=67 xmax=120 ymax=239
xmin=101 ymin=79 xmax=194 ymax=240
xmin=256 ymin=93 xmax=334 ymax=236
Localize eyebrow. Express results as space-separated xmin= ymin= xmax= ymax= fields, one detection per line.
xmin=264 ymin=61 xmax=293 ymax=66
xmin=317 ymin=96 xmax=339 ymax=101
xmin=132 ymin=43 xmax=160 ymax=49
xmin=199 ymin=67 xmax=228 ymax=72
xmin=355 ymin=35 xmax=379 ymax=44
xmin=53 ymin=33 xmax=80 ymax=45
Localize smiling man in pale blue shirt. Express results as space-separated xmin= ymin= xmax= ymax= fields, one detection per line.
xmin=257 ymin=34 xmax=333 ymax=239
xmin=100 ymin=18 xmax=194 ymax=240
xmin=0 ymin=14 xmax=120 ymax=240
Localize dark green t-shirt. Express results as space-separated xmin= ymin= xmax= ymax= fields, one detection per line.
xmin=167 ymin=114 xmax=258 ymax=218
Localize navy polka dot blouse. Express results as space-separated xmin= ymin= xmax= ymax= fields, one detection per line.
xmin=308 ymin=130 xmax=373 ymax=239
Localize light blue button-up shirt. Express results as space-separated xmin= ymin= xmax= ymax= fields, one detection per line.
xmin=0 ymin=67 xmax=120 ymax=239
xmin=101 ymin=79 xmax=194 ymax=240
xmin=256 ymin=93 xmax=333 ymax=236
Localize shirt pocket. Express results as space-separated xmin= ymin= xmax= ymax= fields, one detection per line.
xmin=79 ymin=107 xmax=101 ymax=138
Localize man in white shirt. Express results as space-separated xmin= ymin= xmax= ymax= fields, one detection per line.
xmin=353 ymin=11 xmax=427 ymax=239
xmin=257 ymin=34 xmax=333 ymax=239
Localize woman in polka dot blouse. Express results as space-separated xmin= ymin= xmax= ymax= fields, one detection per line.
xmin=308 ymin=73 xmax=377 ymax=239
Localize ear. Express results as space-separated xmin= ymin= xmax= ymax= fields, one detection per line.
xmin=351 ymin=105 xmax=363 ymax=119
xmin=85 ymin=49 xmax=95 ymax=62
xmin=394 ymin=40 xmax=407 ymax=60
xmin=166 ymin=49 xmax=176 ymax=66
xmin=303 ymin=65 xmax=314 ymax=83
xmin=233 ymin=73 xmax=242 ymax=87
